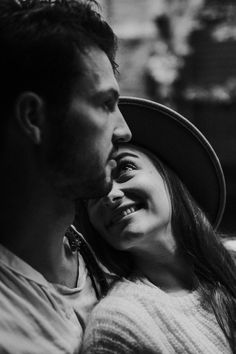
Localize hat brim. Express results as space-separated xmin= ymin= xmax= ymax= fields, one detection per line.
xmin=119 ymin=96 xmax=226 ymax=229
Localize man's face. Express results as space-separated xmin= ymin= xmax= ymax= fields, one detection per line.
xmin=45 ymin=46 xmax=131 ymax=200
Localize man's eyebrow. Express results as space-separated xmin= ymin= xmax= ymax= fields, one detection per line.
xmin=94 ymin=88 xmax=120 ymax=101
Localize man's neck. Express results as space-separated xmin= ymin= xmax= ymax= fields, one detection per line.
xmin=1 ymin=185 xmax=77 ymax=286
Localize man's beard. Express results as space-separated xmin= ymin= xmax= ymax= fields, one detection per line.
xmin=43 ymin=114 xmax=115 ymax=201
xmin=45 ymin=139 xmax=113 ymax=201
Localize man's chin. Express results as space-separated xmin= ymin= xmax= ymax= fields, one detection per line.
xmin=90 ymin=177 xmax=112 ymax=198
xmin=74 ymin=175 xmax=112 ymax=201
xmin=83 ymin=159 xmax=115 ymax=199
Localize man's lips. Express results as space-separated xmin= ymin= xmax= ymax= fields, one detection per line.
xmin=108 ymin=158 xmax=117 ymax=170
xmin=107 ymin=148 xmax=118 ymax=172
xmin=107 ymin=203 xmax=143 ymax=227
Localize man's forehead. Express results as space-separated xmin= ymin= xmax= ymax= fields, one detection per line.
xmin=77 ymin=47 xmax=119 ymax=96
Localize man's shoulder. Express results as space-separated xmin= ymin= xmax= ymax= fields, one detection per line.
xmin=0 ymin=243 xmax=83 ymax=353
xmin=0 ymin=270 xmax=83 ymax=354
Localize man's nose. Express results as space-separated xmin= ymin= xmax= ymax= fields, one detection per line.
xmin=113 ymin=107 xmax=132 ymax=143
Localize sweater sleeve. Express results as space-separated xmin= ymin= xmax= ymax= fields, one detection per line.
xmin=81 ymin=295 xmax=156 ymax=354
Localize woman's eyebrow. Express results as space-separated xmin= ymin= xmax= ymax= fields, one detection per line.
xmin=116 ymin=152 xmax=139 ymax=161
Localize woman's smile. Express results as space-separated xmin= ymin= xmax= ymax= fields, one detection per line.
xmin=108 ymin=203 xmax=144 ymax=227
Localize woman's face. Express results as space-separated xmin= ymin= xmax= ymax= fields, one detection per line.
xmin=87 ymin=144 xmax=173 ymax=252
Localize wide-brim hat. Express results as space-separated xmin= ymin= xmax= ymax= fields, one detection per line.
xmin=118 ymin=96 xmax=226 ymax=229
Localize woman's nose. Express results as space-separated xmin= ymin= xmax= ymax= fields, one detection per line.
xmin=102 ymin=182 xmax=124 ymax=207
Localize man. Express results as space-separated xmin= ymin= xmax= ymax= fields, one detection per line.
xmin=0 ymin=0 xmax=131 ymax=352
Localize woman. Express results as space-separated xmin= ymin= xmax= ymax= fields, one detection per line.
xmin=77 ymin=97 xmax=236 ymax=353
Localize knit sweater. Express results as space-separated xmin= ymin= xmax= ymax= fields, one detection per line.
xmin=82 ymin=277 xmax=231 ymax=354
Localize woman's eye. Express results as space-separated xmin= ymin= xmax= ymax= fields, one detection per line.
xmin=122 ymin=163 xmax=134 ymax=172
xmin=116 ymin=161 xmax=136 ymax=180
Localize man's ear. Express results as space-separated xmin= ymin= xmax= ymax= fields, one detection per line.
xmin=15 ymin=92 xmax=45 ymax=145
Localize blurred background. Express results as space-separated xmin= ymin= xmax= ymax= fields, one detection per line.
xmin=99 ymin=0 xmax=236 ymax=236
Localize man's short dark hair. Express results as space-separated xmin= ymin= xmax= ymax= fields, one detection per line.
xmin=0 ymin=0 xmax=118 ymax=114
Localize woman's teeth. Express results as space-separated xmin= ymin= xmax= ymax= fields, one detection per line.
xmin=121 ymin=205 xmax=138 ymax=217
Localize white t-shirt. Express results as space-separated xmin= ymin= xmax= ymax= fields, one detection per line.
xmin=0 ymin=243 xmax=97 ymax=354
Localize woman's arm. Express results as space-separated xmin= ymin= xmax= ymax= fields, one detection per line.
xmin=81 ymin=295 xmax=153 ymax=354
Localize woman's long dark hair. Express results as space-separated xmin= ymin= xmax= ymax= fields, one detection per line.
xmin=75 ymin=154 xmax=236 ymax=351
xmin=159 ymin=160 xmax=236 ymax=352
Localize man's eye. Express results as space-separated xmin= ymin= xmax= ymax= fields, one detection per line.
xmin=103 ymin=99 xmax=115 ymax=112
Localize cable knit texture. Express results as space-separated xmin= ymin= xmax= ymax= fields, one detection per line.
xmin=82 ymin=277 xmax=231 ymax=353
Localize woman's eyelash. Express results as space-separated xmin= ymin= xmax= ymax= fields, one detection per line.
xmin=116 ymin=160 xmax=136 ymax=175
